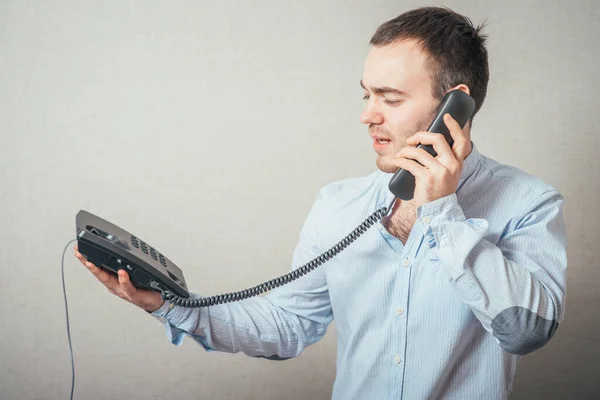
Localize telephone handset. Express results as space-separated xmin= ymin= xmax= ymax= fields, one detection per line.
xmin=388 ymin=89 xmax=476 ymax=200
xmin=76 ymin=90 xmax=475 ymax=308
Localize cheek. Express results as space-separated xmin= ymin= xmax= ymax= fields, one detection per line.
xmin=387 ymin=103 xmax=435 ymax=142
xmin=386 ymin=112 xmax=418 ymax=144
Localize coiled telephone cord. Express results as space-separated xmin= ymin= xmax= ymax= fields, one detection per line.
xmin=157 ymin=198 xmax=396 ymax=308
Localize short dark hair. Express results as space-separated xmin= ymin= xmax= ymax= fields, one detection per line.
xmin=370 ymin=6 xmax=489 ymax=124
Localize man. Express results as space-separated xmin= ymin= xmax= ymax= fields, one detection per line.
xmin=75 ymin=6 xmax=567 ymax=399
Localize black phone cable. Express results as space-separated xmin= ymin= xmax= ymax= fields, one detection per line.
xmin=159 ymin=197 xmax=397 ymax=308
xmin=61 ymin=238 xmax=78 ymax=400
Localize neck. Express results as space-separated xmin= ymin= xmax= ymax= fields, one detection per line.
xmin=464 ymin=139 xmax=473 ymax=159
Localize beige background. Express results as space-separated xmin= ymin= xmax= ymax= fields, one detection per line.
xmin=1 ymin=0 xmax=598 ymax=399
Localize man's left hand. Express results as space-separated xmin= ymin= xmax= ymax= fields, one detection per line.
xmin=392 ymin=113 xmax=471 ymax=208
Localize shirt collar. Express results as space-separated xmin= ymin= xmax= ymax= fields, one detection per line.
xmin=460 ymin=140 xmax=481 ymax=183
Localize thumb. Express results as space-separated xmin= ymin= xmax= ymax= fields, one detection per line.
xmin=118 ymin=269 xmax=137 ymax=301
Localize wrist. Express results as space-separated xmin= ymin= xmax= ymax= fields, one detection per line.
xmin=144 ymin=293 xmax=166 ymax=313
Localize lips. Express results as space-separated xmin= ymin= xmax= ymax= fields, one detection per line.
xmin=371 ymin=133 xmax=392 ymax=152
xmin=370 ymin=134 xmax=392 ymax=145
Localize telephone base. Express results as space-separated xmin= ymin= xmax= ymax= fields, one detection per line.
xmin=76 ymin=210 xmax=190 ymax=298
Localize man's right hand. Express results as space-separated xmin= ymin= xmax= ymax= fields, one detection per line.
xmin=74 ymin=244 xmax=165 ymax=313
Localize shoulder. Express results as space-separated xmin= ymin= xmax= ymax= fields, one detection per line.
xmin=480 ymin=155 xmax=562 ymax=202
xmin=301 ymin=170 xmax=387 ymax=237
xmin=470 ymin=154 xmax=565 ymax=225
xmin=316 ymin=170 xmax=385 ymax=204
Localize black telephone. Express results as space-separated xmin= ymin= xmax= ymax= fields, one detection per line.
xmin=76 ymin=89 xmax=475 ymax=308
xmin=389 ymin=89 xmax=475 ymax=200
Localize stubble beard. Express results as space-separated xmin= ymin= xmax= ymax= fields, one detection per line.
xmin=374 ymin=109 xmax=436 ymax=174
xmin=375 ymin=135 xmax=408 ymax=174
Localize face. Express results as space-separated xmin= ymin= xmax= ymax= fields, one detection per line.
xmin=360 ymin=39 xmax=440 ymax=173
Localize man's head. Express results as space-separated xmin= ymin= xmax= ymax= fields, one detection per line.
xmin=361 ymin=7 xmax=489 ymax=173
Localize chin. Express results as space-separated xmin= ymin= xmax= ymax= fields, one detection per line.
xmin=376 ymin=156 xmax=400 ymax=174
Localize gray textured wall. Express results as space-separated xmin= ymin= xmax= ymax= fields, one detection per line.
xmin=1 ymin=1 xmax=598 ymax=399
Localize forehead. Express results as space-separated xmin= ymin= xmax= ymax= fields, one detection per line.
xmin=362 ymin=39 xmax=433 ymax=94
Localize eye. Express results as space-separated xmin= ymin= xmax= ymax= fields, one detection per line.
xmin=362 ymin=94 xmax=370 ymax=100
xmin=384 ymin=99 xmax=402 ymax=106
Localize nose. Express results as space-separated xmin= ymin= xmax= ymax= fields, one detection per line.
xmin=360 ymin=101 xmax=383 ymax=125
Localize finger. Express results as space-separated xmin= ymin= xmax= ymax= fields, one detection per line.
xmin=396 ymin=146 xmax=445 ymax=174
xmin=118 ymin=270 xmax=137 ymax=300
xmin=394 ymin=157 xmax=428 ymax=178
xmin=75 ymin=252 xmax=87 ymax=265
xmin=74 ymin=251 xmax=90 ymax=267
xmin=407 ymin=132 xmax=454 ymax=160
xmin=85 ymin=261 xmax=119 ymax=289
xmin=406 ymin=131 xmax=460 ymax=172
xmin=443 ymin=113 xmax=470 ymax=160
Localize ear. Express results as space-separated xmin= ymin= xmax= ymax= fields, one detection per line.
xmin=449 ymin=84 xmax=471 ymax=96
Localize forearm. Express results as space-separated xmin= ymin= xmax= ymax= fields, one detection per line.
xmin=151 ymin=291 xmax=330 ymax=359
xmin=438 ymin=231 xmax=562 ymax=354
xmin=419 ymin=192 xmax=567 ymax=355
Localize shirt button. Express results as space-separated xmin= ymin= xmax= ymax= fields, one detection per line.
xmin=396 ymin=307 xmax=404 ymax=315
xmin=158 ymin=317 xmax=166 ymax=323
xmin=422 ymin=216 xmax=431 ymax=225
xmin=394 ymin=355 xmax=401 ymax=364
xmin=402 ymin=258 xmax=410 ymax=268
xmin=440 ymin=240 xmax=447 ymax=248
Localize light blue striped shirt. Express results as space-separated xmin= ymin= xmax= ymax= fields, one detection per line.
xmin=151 ymin=143 xmax=567 ymax=399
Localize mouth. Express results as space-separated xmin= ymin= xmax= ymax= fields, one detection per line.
xmin=371 ymin=135 xmax=392 ymax=152
xmin=371 ymin=134 xmax=392 ymax=148
xmin=370 ymin=132 xmax=392 ymax=142
xmin=374 ymin=138 xmax=391 ymax=145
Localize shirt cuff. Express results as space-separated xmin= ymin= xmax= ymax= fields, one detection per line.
xmin=416 ymin=193 xmax=466 ymax=225
xmin=417 ymin=193 xmax=490 ymax=283
xmin=150 ymin=300 xmax=172 ymax=317
xmin=146 ymin=301 xmax=184 ymax=345
xmin=148 ymin=295 xmax=213 ymax=350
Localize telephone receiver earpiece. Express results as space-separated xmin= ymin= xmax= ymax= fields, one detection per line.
xmin=388 ymin=89 xmax=476 ymax=201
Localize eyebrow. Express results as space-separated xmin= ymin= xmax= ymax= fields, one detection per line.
xmin=360 ymin=79 xmax=407 ymax=96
